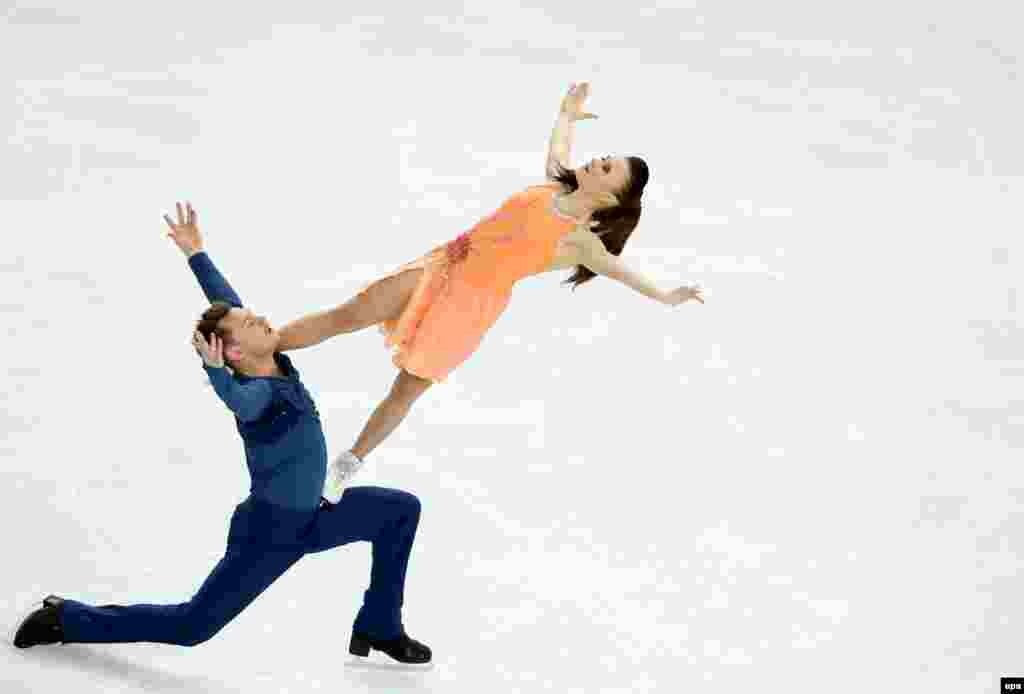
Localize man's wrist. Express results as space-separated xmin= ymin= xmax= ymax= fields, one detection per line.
xmin=186 ymin=247 xmax=204 ymax=259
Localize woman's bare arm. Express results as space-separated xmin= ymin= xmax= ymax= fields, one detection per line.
xmin=545 ymin=111 xmax=574 ymax=178
xmin=564 ymin=227 xmax=668 ymax=303
xmin=569 ymin=228 xmax=705 ymax=306
xmin=545 ymin=83 xmax=596 ymax=179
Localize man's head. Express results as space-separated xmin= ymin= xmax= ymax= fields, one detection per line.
xmin=195 ymin=301 xmax=279 ymax=370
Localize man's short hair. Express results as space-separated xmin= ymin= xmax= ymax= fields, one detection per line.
xmin=195 ymin=301 xmax=237 ymax=369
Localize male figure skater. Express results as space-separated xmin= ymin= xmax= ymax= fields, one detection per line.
xmin=13 ymin=201 xmax=431 ymax=665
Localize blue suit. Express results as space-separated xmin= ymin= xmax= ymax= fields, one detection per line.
xmin=58 ymin=252 xmax=420 ymax=646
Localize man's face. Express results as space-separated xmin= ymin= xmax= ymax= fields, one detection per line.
xmin=219 ymin=307 xmax=279 ymax=360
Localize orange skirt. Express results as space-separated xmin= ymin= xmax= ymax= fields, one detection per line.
xmin=358 ymin=240 xmax=514 ymax=384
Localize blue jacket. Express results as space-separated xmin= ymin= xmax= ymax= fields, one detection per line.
xmin=188 ymin=251 xmax=327 ymax=511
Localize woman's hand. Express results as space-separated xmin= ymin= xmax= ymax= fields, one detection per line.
xmin=163 ymin=201 xmax=204 ymax=258
xmin=663 ymin=283 xmax=705 ymax=306
xmin=192 ymin=330 xmax=225 ymax=368
xmin=560 ymin=82 xmax=598 ymax=122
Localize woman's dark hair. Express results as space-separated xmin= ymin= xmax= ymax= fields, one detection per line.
xmin=549 ymin=156 xmax=650 ymax=290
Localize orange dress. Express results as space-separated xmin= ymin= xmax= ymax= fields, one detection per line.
xmin=360 ymin=182 xmax=578 ymax=384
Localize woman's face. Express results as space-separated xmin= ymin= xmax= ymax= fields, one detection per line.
xmin=575 ymin=156 xmax=630 ymax=198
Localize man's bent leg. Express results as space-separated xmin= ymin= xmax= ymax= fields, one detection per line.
xmin=305 ymin=486 xmax=421 ymax=639
xmin=60 ymin=544 xmax=303 ymax=646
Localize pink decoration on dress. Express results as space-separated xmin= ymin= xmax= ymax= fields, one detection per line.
xmin=446 ymin=231 xmax=473 ymax=265
xmin=441 ymin=231 xmax=475 ymax=291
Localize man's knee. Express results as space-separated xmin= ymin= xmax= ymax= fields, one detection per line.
xmin=351 ymin=487 xmax=421 ymax=529
xmin=401 ymin=490 xmax=421 ymax=520
xmin=385 ymin=488 xmax=421 ymax=523
xmin=179 ymin=631 xmax=213 ymax=647
xmin=177 ymin=619 xmax=224 ymax=647
xmin=175 ymin=605 xmax=230 ymax=647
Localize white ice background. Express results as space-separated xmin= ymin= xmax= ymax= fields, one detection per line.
xmin=3 ymin=1 xmax=1023 ymax=692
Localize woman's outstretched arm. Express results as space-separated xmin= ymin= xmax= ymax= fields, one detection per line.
xmin=585 ymin=249 xmax=669 ymax=303
xmin=546 ymin=111 xmax=574 ymax=178
xmin=565 ymin=225 xmax=704 ymax=306
xmin=546 ymin=82 xmax=597 ymax=179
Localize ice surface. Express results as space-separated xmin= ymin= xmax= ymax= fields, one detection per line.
xmin=3 ymin=1 xmax=1023 ymax=693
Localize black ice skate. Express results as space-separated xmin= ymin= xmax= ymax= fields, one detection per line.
xmin=349 ymin=628 xmax=432 ymax=665
xmin=12 ymin=595 xmax=66 ymax=648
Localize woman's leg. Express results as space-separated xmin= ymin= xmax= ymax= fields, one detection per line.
xmin=350 ymin=369 xmax=434 ymax=461
xmin=277 ymin=268 xmax=423 ymax=351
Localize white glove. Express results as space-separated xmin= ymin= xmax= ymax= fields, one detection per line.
xmin=323 ymin=450 xmax=364 ymax=504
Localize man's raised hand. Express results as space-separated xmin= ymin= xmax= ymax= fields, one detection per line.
xmin=192 ymin=330 xmax=224 ymax=368
xmin=163 ymin=201 xmax=204 ymax=258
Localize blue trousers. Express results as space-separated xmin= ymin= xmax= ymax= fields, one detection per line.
xmin=59 ymin=486 xmax=421 ymax=646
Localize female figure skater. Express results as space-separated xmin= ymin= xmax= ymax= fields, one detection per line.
xmin=276 ymin=83 xmax=705 ymax=502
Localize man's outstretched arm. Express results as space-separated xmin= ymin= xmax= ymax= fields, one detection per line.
xmin=164 ymin=201 xmax=244 ymax=307
xmin=188 ymin=252 xmax=243 ymax=308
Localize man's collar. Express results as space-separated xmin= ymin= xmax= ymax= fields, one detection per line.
xmin=233 ymin=352 xmax=296 ymax=381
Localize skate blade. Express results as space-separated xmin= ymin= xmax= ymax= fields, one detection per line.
xmin=343 ymin=656 xmax=434 ymax=671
